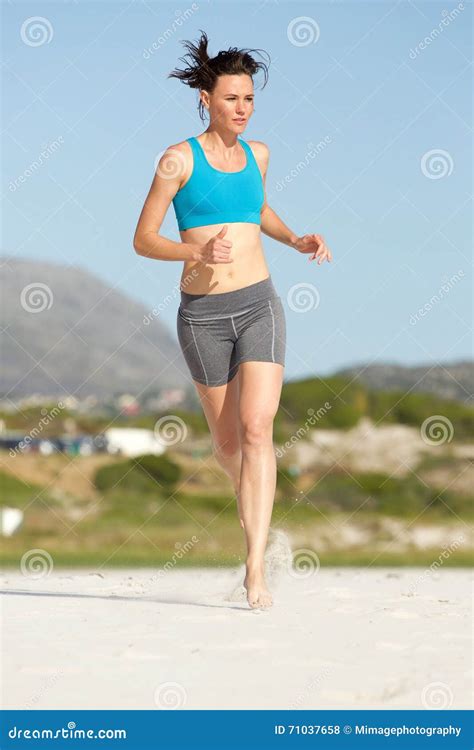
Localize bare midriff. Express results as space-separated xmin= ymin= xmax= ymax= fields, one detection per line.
xmin=178 ymin=221 xmax=270 ymax=295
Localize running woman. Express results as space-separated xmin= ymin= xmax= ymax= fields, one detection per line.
xmin=133 ymin=30 xmax=332 ymax=609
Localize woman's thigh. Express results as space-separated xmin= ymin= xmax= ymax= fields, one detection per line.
xmin=234 ymin=296 xmax=286 ymax=370
xmin=238 ymin=361 xmax=284 ymax=439
xmin=193 ymin=374 xmax=241 ymax=456
xmin=176 ymin=309 xmax=238 ymax=387
xmin=176 ymin=292 xmax=286 ymax=446
xmin=194 ymin=362 xmax=283 ymax=452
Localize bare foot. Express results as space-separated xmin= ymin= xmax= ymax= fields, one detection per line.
xmin=243 ymin=561 xmax=273 ymax=609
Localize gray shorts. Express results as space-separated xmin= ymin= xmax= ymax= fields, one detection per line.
xmin=176 ymin=276 xmax=286 ymax=386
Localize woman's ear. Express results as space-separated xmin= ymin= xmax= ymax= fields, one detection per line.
xmin=200 ymin=90 xmax=209 ymax=110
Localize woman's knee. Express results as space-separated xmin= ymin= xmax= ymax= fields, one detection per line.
xmin=239 ymin=413 xmax=275 ymax=447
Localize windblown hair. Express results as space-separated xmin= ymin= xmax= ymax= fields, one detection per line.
xmin=168 ymin=30 xmax=270 ymax=122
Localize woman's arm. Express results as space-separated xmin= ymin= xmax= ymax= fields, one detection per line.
xmin=261 ymin=204 xmax=299 ymax=249
xmin=250 ymin=141 xmax=298 ymax=248
xmin=133 ymin=144 xmax=200 ymax=262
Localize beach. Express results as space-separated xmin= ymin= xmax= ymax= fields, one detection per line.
xmin=2 ymin=565 xmax=471 ymax=710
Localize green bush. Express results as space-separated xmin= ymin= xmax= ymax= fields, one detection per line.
xmin=94 ymin=453 xmax=181 ymax=493
xmin=277 ymin=376 xmax=474 ymax=437
xmin=278 ymin=376 xmax=367 ymax=429
xmin=133 ymin=454 xmax=181 ymax=485
xmin=301 ymin=470 xmax=473 ymax=519
xmin=0 ymin=470 xmax=59 ymax=508
xmin=368 ymin=391 xmax=474 ymax=438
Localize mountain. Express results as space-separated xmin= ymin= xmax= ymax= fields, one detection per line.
xmin=2 ymin=258 xmax=472 ymax=403
xmin=335 ymin=361 xmax=473 ymax=404
xmin=1 ymin=257 xmax=190 ymax=398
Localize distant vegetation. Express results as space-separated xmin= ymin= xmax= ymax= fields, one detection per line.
xmin=277 ymin=377 xmax=474 ymax=438
xmin=1 ymin=375 xmax=473 ymax=441
xmin=0 ymin=449 xmax=472 ymax=566
xmin=276 ymin=467 xmax=472 ymax=519
xmin=291 ymin=470 xmax=471 ymax=519
xmin=1 ymin=375 xmax=472 ymax=567
xmin=94 ymin=454 xmax=182 ymax=492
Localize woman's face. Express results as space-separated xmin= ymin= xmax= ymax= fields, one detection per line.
xmin=202 ymin=74 xmax=254 ymax=131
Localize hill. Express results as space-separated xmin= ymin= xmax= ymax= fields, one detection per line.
xmin=1 ymin=256 xmax=189 ymax=398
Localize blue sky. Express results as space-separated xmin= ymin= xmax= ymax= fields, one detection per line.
xmin=3 ymin=0 xmax=472 ymax=381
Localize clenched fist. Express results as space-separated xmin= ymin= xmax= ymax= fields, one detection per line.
xmin=198 ymin=225 xmax=234 ymax=264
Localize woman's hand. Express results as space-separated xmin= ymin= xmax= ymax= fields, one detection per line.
xmin=294 ymin=234 xmax=332 ymax=265
xmin=197 ymin=224 xmax=234 ymax=264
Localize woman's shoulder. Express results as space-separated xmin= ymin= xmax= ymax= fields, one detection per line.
xmin=162 ymin=139 xmax=193 ymax=158
xmin=157 ymin=140 xmax=193 ymax=189
xmin=246 ymin=140 xmax=270 ymax=168
xmin=246 ymin=140 xmax=269 ymax=153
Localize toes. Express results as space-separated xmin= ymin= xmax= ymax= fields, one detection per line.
xmin=260 ymin=594 xmax=273 ymax=609
xmin=247 ymin=590 xmax=273 ymax=609
xmin=246 ymin=588 xmax=261 ymax=608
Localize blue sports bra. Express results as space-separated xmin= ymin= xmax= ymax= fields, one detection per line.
xmin=172 ymin=136 xmax=265 ymax=231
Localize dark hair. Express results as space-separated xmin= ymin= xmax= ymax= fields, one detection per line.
xmin=168 ymin=30 xmax=270 ymax=122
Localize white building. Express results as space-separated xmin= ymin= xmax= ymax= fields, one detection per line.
xmin=103 ymin=428 xmax=165 ymax=457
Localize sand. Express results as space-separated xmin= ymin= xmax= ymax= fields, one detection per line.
xmin=1 ymin=555 xmax=471 ymax=711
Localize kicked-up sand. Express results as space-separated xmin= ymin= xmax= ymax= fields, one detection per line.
xmin=1 ymin=542 xmax=471 ymax=710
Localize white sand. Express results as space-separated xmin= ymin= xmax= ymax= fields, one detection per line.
xmin=1 ymin=560 xmax=472 ymax=711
